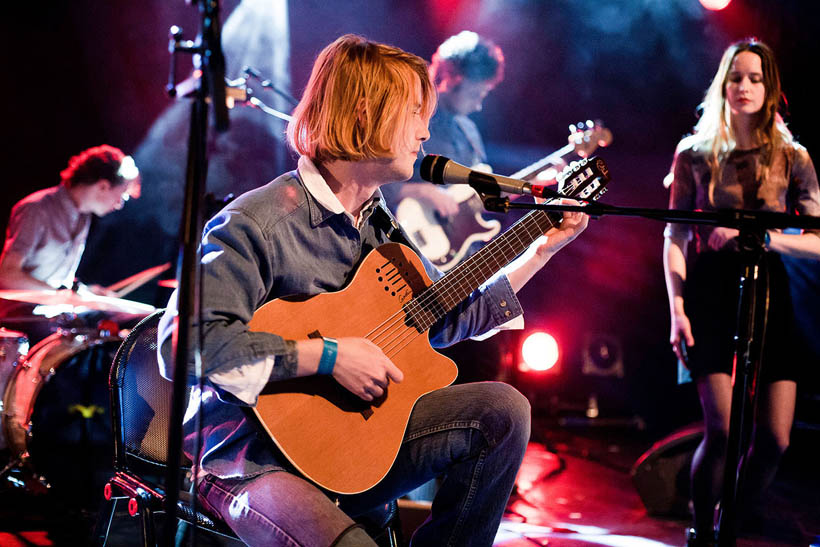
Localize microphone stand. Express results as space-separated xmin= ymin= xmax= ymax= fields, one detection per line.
xmin=165 ymin=1 xmax=229 ymax=545
xmin=482 ymin=190 xmax=820 ymax=547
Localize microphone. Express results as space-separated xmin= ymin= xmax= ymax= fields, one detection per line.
xmin=419 ymin=155 xmax=563 ymax=199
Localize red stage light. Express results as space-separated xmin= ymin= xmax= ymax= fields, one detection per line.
xmin=699 ymin=0 xmax=730 ymax=10
xmin=519 ymin=331 xmax=559 ymax=373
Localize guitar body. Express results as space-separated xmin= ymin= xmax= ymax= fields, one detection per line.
xmin=395 ymin=185 xmax=501 ymax=272
xmin=248 ymin=243 xmax=459 ymax=494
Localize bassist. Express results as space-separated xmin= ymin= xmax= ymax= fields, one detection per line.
xmin=381 ymin=30 xmax=506 ymax=263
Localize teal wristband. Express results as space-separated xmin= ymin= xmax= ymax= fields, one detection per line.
xmin=317 ymin=337 xmax=338 ymax=375
xmin=764 ymin=230 xmax=771 ymax=249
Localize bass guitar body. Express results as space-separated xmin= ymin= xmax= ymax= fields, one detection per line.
xmin=248 ymin=243 xmax=458 ymax=494
xmin=395 ymin=185 xmax=501 ymax=272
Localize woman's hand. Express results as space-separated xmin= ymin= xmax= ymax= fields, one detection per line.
xmin=670 ymin=310 xmax=695 ymax=367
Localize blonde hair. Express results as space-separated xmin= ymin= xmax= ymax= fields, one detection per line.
xmin=689 ymin=38 xmax=793 ymax=204
xmin=287 ymin=34 xmax=436 ymax=162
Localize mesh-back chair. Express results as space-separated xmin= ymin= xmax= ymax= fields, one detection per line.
xmin=95 ymin=310 xmax=402 ymax=547
xmin=95 ymin=310 xmax=240 ymax=546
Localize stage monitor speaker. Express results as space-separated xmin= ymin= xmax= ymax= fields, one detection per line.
xmin=581 ymin=333 xmax=624 ymax=378
xmin=630 ymin=423 xmax=703 ymax=517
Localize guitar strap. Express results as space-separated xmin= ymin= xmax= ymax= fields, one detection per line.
xmin=453 ymin=114 xmax=486 ymax=166
xmin=372 ymin=204 xmax=415 ymax=248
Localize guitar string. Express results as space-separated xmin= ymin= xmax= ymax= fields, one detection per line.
xmin=366 ymin=209 xmax=559 ymax=359
xmin=373 ymin=216 xmax=554 ymax=360
xmin=369 ymin=209 xmax=550 ymax=347
xmin=372 ymin=207 xmax=557 ymax=349
xmin=367 ymin=166 xmax=603 ymax=359
xmin=371 ymin=168 xmax=603 ymax=352
xmin=364 ymin=162 xmax=601 ymax=350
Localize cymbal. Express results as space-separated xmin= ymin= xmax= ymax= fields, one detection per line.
xmin=0 ymin=289 xmax=155 ymax=315
xmin=157 ymin=279 xmax=178 ymax=289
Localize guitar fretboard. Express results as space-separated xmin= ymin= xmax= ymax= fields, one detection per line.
xmin=406 ymin=209 xmax=560 ymax=331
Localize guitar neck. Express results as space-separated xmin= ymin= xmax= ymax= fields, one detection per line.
xmin=406 ymin=208 xmax=558 ymax=331
xmin=509 ymin=142 xmax=576 ymax=181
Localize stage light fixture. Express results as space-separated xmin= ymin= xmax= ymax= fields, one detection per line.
xmin=699 ymin=0 xmax=731 ymax=11
xmin=519 ymin=331 xmax=560 ymax=373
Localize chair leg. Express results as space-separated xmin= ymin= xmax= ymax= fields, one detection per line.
xmin=93 ymin=496 xmax=119 ymax=546
xmin=140 ymin=505 xmax=156 ymax=547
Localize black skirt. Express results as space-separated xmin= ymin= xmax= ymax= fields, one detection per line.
xmin=683 ymin=250 xmax=800 ymax=383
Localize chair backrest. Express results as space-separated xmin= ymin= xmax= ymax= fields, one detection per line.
xmin=109 ymin=309 xmax=192 ymax=480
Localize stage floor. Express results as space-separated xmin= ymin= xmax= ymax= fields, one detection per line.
xmin=1 ymin=417 xmax=818 ymax=546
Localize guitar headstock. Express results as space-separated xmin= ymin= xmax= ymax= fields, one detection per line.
xmin=556 ymin=156 xmax=611 ymax=202
xmin=568 ymin=120 xmax=613 ymax=158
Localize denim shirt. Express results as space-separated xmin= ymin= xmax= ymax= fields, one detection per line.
xmin=157 ymin=164 xmax=523 ymax=479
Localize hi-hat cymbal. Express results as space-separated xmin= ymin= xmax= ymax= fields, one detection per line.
xmin=0 ymin=289 xmax=155 ymax=315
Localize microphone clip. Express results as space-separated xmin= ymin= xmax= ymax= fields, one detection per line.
xmin=482 ymin=196 xmax=510 ymax=213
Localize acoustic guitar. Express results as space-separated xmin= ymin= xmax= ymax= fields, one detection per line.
xmin=248 ymin=156 xmax=611 ymax=494
xmin=395 ymin=121 xmax=612 ymax=271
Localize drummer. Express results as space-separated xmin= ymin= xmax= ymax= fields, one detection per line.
xmin=0 ymin=144 xmax=140 ymax=293
xmin=0 ymin=145 xmax=141 ymax=340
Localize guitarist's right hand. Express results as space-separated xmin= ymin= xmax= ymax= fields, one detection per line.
xmin=331 ymin=338 xmax=404 ymax=401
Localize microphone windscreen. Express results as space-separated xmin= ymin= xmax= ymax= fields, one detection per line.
xmin=420 ymin=154 xmax=448 ymax=183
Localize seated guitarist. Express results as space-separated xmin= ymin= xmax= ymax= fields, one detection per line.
xmin=381 ymin=30 xmax=504 ymax=226
xmin=158 ymin=34 xmax=587 ymax=547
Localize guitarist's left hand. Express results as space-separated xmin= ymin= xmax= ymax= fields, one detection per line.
xmin=533 ymin=203 xmax=588 ymax=261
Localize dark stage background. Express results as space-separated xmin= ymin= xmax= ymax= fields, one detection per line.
xmin=1 ymin=0 xmax=818 ymax=434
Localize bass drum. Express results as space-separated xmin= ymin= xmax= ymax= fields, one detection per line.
xmin=0 ymin=327 xmax=29 ymax=451
xmin=2 ymin=328 xmax=122 ymax=504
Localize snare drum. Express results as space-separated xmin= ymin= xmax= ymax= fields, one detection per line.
xmin=1 ymin=328 xmax=122 ymax=502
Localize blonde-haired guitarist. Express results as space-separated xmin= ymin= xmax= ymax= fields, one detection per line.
xmin=158 ymin=34 xmax=587 ymax=547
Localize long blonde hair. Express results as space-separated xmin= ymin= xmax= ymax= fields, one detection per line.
xmin=690 ymin=38 xmax=793 ymax=204
xmin=288 ymin=34 xmax=435 ymax=163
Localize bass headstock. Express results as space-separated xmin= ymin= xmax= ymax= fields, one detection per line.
xmin=569 ymin=120 xmax=613 ymax=158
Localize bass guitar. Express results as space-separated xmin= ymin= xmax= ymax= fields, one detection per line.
xmin=248 ymin=156 xmax=611 ymax=494
xmin=395 ymin=120 xmax=612 ymax=271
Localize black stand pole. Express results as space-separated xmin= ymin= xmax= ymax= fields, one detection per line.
xmin=715 ymin=229 xmax=765 ymax=547
xmin=481 ymin=161 xmax=820 ymax=545
xmin=165 ymin=1 xmax=229 ymax=545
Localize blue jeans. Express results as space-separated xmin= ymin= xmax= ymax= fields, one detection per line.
xmin=197 ymin=382 xmax=531 ymax=546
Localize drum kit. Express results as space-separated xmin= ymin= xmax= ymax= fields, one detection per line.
xmin=0 ymin=268 xmax=172 ymax=504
